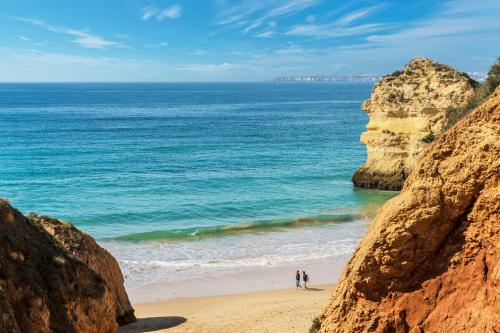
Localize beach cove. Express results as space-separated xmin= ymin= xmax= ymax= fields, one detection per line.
xmin=1 ymin=82 xmax=396 ymax=298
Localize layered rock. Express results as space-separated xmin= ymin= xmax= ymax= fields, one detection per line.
xmin=318 ymin=86 xmax=500 ymax=332
xmin=352 ymin=57 xmax=478 ymax=190
xmin=0 ymin=200 xmax=136 ymax=332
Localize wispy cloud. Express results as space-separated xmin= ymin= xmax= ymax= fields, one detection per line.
xmin=0 ymin=47 xmax=150 ymax=66
xmin=158 ymin=5 xmax=182 ymax=20
xmin=141 ymin=5 xmax=160 ymax=21
xmin=286 ymin=23 xmax=387 ymax=38
xmin=216 ymin=0 xmax=321 ymax=35
xmin=254 ymin=30 xmax=275 ymax=38
xmin=214 ymin=2 xmax=266 ymax=26
xmin=141 ymin=4 xmax=182 ymax=21
xmin=18 ymin=35 xmax=31 ymax=41
xmin=285 ymin=4 xmax=384 ymax=39
xmin=365 ymin=0 xmax=500 ymax=44
xmin=14 ymin=16 xmax=121 ymax=49
xmin=269 ymin=0 xmax=319 ymax=17
xmin=335 ymin=5 xmax=382 ymax=26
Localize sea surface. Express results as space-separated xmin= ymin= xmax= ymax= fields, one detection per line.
xmin=0 ymin=82 xmax=396 ymax=290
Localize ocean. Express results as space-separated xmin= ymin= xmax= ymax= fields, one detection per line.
xmin=0 ymin=82 xmax=396 ymax=290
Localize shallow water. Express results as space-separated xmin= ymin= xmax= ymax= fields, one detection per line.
xmin=0 ymin=82 xmax=396 ymax=288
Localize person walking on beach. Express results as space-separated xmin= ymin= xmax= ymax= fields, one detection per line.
xmin=303 ymin=271 xmax=309 ymax=289
xmin=296 ymin=270 xmax=302 ymax=290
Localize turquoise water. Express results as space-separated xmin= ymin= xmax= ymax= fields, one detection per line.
xmin=0 ymin=82 xmax=395 ymax=287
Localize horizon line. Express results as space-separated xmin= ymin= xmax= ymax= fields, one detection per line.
xmin=0 ymin=80 xmax=379 ymax=84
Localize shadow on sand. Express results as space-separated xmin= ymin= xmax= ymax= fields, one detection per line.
xmin=119 ymin=316 xmax=187 ymax=332
xmin=304 ymin=287 xmax=324 ymax=292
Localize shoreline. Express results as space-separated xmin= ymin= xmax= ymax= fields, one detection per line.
xmin=120 ymin=254 xmax=349 ymax=332
xmin=127 ymin=253 xmax=350 ymax=304
xmin=121 ymin=284 xmax=334 ymax=333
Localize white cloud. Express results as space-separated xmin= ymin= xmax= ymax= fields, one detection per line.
xmin=158 ymin=5 xmax=182 ymax=20
xmin=141 ymin=5 xmax=160 ymax=21
xmin=69 ymin=30 xmax=120 ymax=49
xmin=14 ymin=17 xmax=121 ymax=49
xmin=18 ymin=35 xmax=31 ymax=41
xmin=285 ymin=4 xmax=385 ymax=39
xmin=365 ymin=0 xmax=500 ymax=45
xmin=215 ymin=0 xmax=321 ymax=34
xmin=0 ymin=47 xmax=149 ymax=67
xmin=335 ymin=5 xmax=381 ymax=26
xmin=267 ymin=0 xmax=319 ymax=17
xmin=215 ymin=2 xmax=267 ymax=25
xmin=141 ymin=4 xmax=182 ymax=21
xmin=286 ymin=23 xmax=388 ymax=38
xmin=243 ymin=20 xmax=263 ymax=33
xmin=254 ymin=30 xmax=274 ymax=38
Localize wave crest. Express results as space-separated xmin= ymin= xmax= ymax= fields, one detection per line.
xmin=111 ymin=214 xmax=363 ymax=242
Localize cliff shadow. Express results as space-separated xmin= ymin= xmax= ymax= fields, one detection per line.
xmin=118 ymin=316 xmax=187 ymax=332
xmin=0 ymin=205 xmax=110 ymax=332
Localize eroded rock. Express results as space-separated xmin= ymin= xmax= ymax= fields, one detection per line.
xmin=353 ymin=57 xmax=478 ymax=190
xmin=319 ymin=86 xmax=500 ymax=332
xmin=0 ymin=200 xmax=136 ymax=333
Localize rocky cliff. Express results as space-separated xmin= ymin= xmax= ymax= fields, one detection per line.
xmin=352 ymin=57 xmax=478 ymax=190
xmin=318 ymin=86 xmax=500 ymax=332
xmin=0 ymin=200 xmax=136 ymax=333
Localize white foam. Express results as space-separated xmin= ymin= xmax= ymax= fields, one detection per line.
xmin=101 ymin=219 xmax=368 ymax=291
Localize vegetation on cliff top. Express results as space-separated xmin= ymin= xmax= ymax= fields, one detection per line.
xmin=447 ymin=56 xmax=500 ymax=128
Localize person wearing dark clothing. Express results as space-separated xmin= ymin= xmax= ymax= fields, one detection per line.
xmin=302 ymin=271 xmax=309 ymax=289
xmin=296 ymin=270 xmax=302 ymax=289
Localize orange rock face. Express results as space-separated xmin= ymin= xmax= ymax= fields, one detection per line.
xmin=318 ymin=87 xmax=500 ymax=332
xmin=0 ymin=200 xmax=136 ymax=333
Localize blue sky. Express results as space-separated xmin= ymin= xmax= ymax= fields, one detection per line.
xmin=0 ymin=0 xmax=499 ymax=81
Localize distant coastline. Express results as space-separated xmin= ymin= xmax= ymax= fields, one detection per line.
xmin=268 ymin=74 xmax=381 ymax=82
xmin=268 ymin=71 xmax=487 ymax=82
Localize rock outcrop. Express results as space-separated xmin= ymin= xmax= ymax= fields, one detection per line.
xmin=0 ymin=200 xmax=136 ymax=333
xmin=318 ymin=86 xmax=500 ymax=332
xmin=352 ymin=57 xmax=478 ymax=190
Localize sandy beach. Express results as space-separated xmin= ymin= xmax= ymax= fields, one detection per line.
xmin=125 ymin=254 xmax=350 ymax=303
xmin=119 ymin=255 xmax=348 ymax=332
xmin=120 ymin=284 xmax=332 ymax=333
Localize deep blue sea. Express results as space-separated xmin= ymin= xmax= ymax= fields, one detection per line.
xmin=0 ymin=82 xmax=395 ymax=288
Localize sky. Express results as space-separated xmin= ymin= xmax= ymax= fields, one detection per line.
xmin=0 ymin=0 xmax=499 ymax=82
